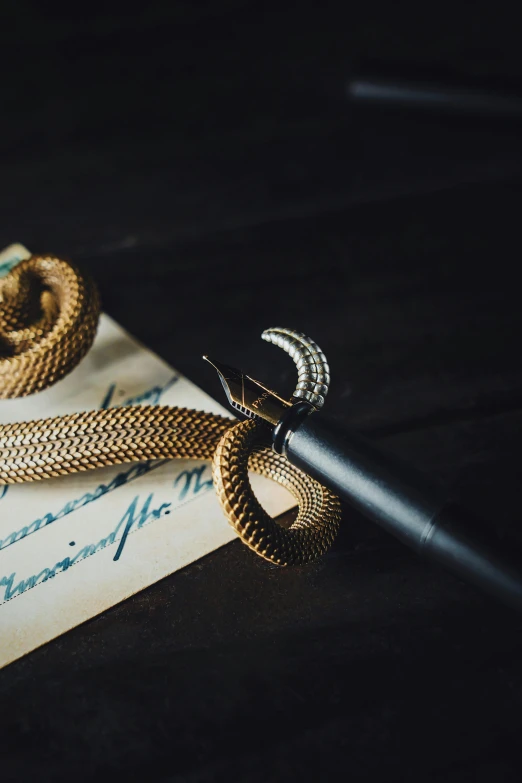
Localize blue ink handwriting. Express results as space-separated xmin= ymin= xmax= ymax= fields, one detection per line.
xmin=0 ymin=493 xmax=170 ymax=603
xmin=0 ymin=463 xmax=214 ymax=603
xmin=174 ymin=464 xmax=213 ymax=501
xmin=0 ymin=256 xmax=22 ymax=277
xmin=0 ymin=460 xmax=168 ymax=552
xmin=100 ymin=375 xmax=179 ymax=409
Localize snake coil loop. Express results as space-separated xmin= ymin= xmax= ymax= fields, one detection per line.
xmin=0 ymin=256 xmax=99 ymax=398
xmin=0 ymin=258 xmax=341 ymax=565
xmin=212 ymin=419 xmax=341 ymax=565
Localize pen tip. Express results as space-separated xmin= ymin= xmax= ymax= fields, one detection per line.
xmin=202 ymin=355 xmax=220 ymax=371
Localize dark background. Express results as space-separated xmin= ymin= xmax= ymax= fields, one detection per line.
xmin=2 ymin=3 xmax=522 ymax=781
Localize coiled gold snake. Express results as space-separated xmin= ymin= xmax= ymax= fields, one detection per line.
xmin=0 ymin=257 xmax=341 ymax=565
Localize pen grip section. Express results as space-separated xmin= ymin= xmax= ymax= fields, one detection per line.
xmin=285 ymin=414 xmax=444 ymax=550
xmin=285 ymin=414 xmax=522 ymax=611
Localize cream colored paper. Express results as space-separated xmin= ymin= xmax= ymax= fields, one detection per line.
xmin=0 ymin=245 xmax=292 ymax=668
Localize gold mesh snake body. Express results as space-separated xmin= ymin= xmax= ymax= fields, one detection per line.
xmin=0 ymin=257 xmax=340 ymax=565
xmin=0 ymin=256 xmax=99 ymax=398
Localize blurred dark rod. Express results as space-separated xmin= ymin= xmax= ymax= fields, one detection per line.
xmin=347 ymin=76 xmax=522 ymax=118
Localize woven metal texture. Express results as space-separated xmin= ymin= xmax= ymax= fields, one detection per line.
xmin=0 ymin=258 xmax=340 ymax=564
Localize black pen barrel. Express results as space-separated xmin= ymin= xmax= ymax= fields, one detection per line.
xmin=281 ymin=412 xmax=522 ymax=611
xmin=347 ymin=76 xmax=522 ymax=118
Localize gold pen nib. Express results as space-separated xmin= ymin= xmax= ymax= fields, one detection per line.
xmin=203 ymin=356 xmax=291 ymax=426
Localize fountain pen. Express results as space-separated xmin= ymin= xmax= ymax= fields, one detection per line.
xmin=205 ymin=355 xmax=522 ymax=612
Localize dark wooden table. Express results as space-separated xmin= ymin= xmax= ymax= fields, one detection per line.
xmin=2 ymin=6 xmax=522 ymax=781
